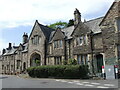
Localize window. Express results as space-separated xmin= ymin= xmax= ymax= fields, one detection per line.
xmin=117 ymin=18 xmax=120 ymax=31
xmin=77 ymin=55 xmax=88 ymax=65
xmin=31 ymin=35 xmax=40 ymax=45
xmin=17 ymin=60 xmax=21 ymax=69
xmin=7 ymin=65 xmax=9 ymax=70
xmin=2 ymin=65 xmax=4 ymax=70
xmin=54 ymin=57 xmax=62 ymax=65
xmin=76 ymin=36 xmax=83 ymax=46
xmin=11 ymin=65 xmax=13 ymax=71
xmin=84 ymin=35 xmax=88 ymax=45
xmin=118 ymin=45 xmax=120 ymax=59
xmin=79 ymin=37 xmax=83 ymax=45
xmin=59 ymin=40 xmax=63 ymax=48
xmin=49 ymin=46 xmax=52 ymax=54
xmin=76 ymin=35 xmax=88 ymax=46
xmin=77 ymin=55 xmax=81 ymax=64
xmin=54 ymin=40 xmax=63 ymax=49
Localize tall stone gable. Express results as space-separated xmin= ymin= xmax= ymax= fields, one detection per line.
xmin=28 ymin=20 xmax=46 ymax=66
xmin=100 ymin=1 xmax=120 ymax=65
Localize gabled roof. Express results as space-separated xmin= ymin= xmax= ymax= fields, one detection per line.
xmin=29 ymin=20 xmax=55 ymax=42
xmin=61 ymin=26 xmax=74 ymax=39
xmin=38 ymin=23 xmax=55 ymax=41
xmin=3 ymin=46 xmax=19 ymax=56
xmin=49 ymin=26 xmax=74 ymax=43
xmin=49 ymin=31 xmax=56 ymax=43
xmin=84 ymin=17 xmax=103 ymax=34
xmin=99 ymin=1 xmax=116 ymax=26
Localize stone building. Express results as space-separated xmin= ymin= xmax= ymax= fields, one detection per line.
xmin=0 ymin=0 xmax=119 ymax=76
xmin=0 ymin=56 xmax=2 ymax=74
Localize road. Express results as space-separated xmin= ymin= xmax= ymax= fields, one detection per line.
xmin=0 ymin=75 xmax=119 ymax=89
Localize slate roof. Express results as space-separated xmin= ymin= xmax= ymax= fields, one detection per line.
xmin=49 ymin=31 xmax=56 ymax=43
xmin=38 ymin=23 xmax=55 ymax=42
xmin=61 ymin=26 xmax=74 ymax=39
xmin=21 ymin=43 xmax=28 ymax=53
xmin=49 ymin=17 xmax=103 ymax=41
xmin=84 ymin=17 xmax=103 ymax=34
xmin=3 ymin=42 xmax=28 ymax=55
xmin=3 ymin=46 xmax=19 ymax=56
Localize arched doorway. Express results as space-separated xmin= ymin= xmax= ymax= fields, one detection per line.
xmin=30 ymin=53 xmax=41 ymax=67
xmin=96 ymin=54 xmax=103 ymax=73
xmin=23 ymin=62 xmax=26 ymax=71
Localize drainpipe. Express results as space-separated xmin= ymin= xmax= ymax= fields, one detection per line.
xmin=90 ymin=32 xmax=95 ymax=76
xmin=13 ymin=54 xmax=15 ymax=75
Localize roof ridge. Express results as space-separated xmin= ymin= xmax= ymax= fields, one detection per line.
xmin=38 ymin=22 xmax=55 ymax=31
xmin=85 ymin=16 xmax=104 ymax=23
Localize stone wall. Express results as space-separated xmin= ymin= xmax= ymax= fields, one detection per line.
xmin=100 ymin=1 xmax=120 ymax=65
xmin=28 ymin=21 xmax=46 ymax=66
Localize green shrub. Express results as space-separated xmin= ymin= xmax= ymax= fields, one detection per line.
xmin=27 ymin=65 xmax=89 ymax=79
xmin=68 ymin=59 xmax=77 ymax=65
xmin=64 ymin=65 xmax=80 ymax=78
xmin=62 ymin=60 xmax=68 ymax=65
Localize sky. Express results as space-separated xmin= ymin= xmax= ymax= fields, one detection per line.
xmin=0 ymin=0 xmax=115 ymax=54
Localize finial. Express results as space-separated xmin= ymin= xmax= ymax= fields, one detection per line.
xmin=84 ymin=19 xmax=87 ymax=22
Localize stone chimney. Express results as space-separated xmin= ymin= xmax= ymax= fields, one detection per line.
xmin=23 ymin=32 xmax=28 ymax=44
xmin=2 ymin=49 xmax=6 ymax=55
xmin=115 ymin=0 xmax=120 ymax=2
xmin=8 ymin=43 xmax=12 ymax=50
xmin=74 ymin=8 xmax=81 ymax=26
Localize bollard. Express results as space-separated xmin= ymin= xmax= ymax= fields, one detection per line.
xmin=102 ymin=66 xmax=105 ymax=79
xmin=114 ymin=65 xmax=118 ymax=79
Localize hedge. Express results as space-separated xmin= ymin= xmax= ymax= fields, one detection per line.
xmin=27 ymin=65 xmax=89 ymax=79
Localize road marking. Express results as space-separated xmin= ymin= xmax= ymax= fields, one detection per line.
xmin=82 ymin=82 xmax=90 ymax=84
xmin=56 ymin=80 xmax=60 ymax=81
xmin=60 ymin=80 xmax=67 ymax=82
xmin=104 ymin=84 xmax=115 ymax=86
xmin=91 ymin=83 xmax=100 ymax=85
xmin=84 ymin=84 xmax=94 ymax=87
xmin=68 ymin=82 xmax=74 ymax=84
xmin=76 ymin=83 xmax=84 ymax=85
xmin=97 ymin=86 xmax=109 ymax=88
xmin=73 ymin=81 xmax=79 ymax=83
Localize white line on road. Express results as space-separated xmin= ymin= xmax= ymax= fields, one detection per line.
xmin=60 ymin=80 xmax=67 ymax=82
xmin=97 ymin=86 xmax=109 ymax=88
xmin=76 ymin=83 xmax=84 ymax=85
xmin=84 ymin=84 xmax=94 ymax=87
xmin=104 ymin=84 xmax=115 ymax=87
xmin=82 ymin=82 xmax=90 ymax=84
xmin=56 ymin=80 xmax=60 ymax=81
xmin=73 ymin=81 xmax=79 ymax=83
xmin=91 ymin=82 xmax=100 ymax=85
xmin=68 ymin=82 xmax=74 ymax=84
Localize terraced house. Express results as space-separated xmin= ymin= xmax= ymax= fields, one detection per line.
xmin=0 ymin=0 xmax=120 ymax=77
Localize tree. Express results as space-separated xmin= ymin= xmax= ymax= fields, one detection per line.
xmin=67 ymin=19 xmax=74 ymax=27
xmin=48 ymin=21 xmax=68 ymax=29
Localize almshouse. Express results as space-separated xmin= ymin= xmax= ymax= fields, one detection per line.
xmin=0 ymin=0 xmax=120 ymax=77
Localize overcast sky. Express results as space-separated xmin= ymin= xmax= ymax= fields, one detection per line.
xmin=0 ymin=0 xmax=115 ymax=54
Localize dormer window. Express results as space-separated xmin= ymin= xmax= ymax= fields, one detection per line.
xmin=31 ymin=35 xmax=40 ymax=45
xmin=75 ymin=35 xmax=88 ymax=46
xmin=54 ymin=40 xmax=63 ymax=49
xmin=76 ymin=36 xmax=83 ymax=46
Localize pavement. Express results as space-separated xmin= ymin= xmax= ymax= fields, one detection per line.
xmin=0 ymin=74 xmax=119 ymax=89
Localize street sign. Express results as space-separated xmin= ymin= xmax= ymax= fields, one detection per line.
xmin=105 ymin=65 xmax=115 ymax=79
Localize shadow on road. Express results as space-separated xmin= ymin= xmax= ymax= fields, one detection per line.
xmin=0 ymin=77 xmax=8 ymax=79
